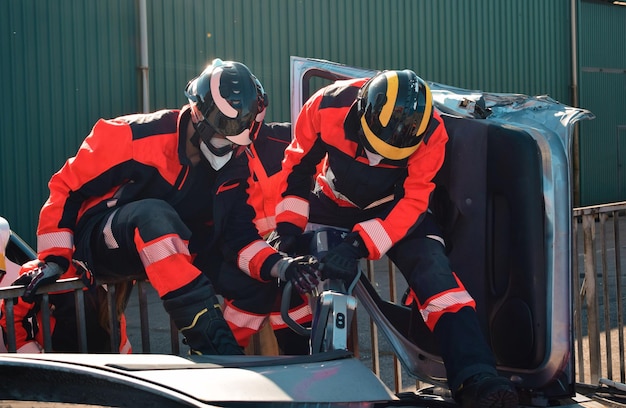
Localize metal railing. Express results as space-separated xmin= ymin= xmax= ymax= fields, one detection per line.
xmin=0 ymin=276 xmax=179 ymax=355
xmin=2 ymin=202 xmax=626 ymax=391
xmin=573 ymin=201 xmax=626 ymax=385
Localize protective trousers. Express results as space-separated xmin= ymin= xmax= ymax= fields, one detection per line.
xmin=387 ymin=230 xmax=497 ymax=391
xmin=77 ymin=198 xmax=242 ymax=355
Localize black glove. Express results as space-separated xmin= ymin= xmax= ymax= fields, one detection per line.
xmin=267 ymin=222 xmax=303 ymax=255
xmin=275 ymin=255 xmax=321 ymax=294
xmin=13 ymin=261 xmax=64 ymax=303
xmin=319 ymin=232 xmax=368 ymax=282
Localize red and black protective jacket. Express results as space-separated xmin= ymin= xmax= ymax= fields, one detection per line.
xmin=246 ymin=122 xmax=292 ymax=237
xmin=275 ymin=78 xmax=449 ymax=260
xmin=37 ymin=107 xmax=280 ymax=282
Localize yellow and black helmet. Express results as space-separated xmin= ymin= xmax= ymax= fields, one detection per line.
xmin=356 ymin=70 xmax=433 ymax=160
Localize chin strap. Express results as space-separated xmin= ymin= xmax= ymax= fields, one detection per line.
xmin=190 ymin=129 xmax=201 ymax=149
xmin=192 ymin=120 xmax=215 ymax=147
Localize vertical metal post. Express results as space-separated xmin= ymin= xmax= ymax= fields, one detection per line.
xmin=107 ymin=284 xmax=120 ymax=353
xmin=570 ymin=0 xmax=580 ymax=205
xmin=573 ymin=217 xmax=586 ymax=382
xmin=5 ymin=299 xmax=16 ymax=352
xmin=599 ymin=214 xmax=613 ymax=379
xmin=137 ymin=280 xmax=151 ymax=353
xmin=75 ymin=288 xmax=88 ymax=352
xmin=367 ymin=259 xmax=380 ymax=376
xmin=614 ymin=212 xmax=625 ymax=382
xmin=583 ymin=213 xmax=601 ymax=383
xmin=138 ymin=0 xmax=150 ymax=113
xmin=170 ymin=318 xmax=180 ymax=355
xmin=387 ymin=258 xmax=403 ymax=393
xmin=40 ymin=293 xmax=52 ymax=352
xmin=351 ymin=306 xmax=360 ymax=357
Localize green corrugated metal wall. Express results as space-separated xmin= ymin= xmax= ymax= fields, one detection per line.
xmin=0 ymin=0 xmax=590 ymax=245
xmin=578 ymin=0 xmax=626 ymax=205
xmin=1 ymin=1 xmax=140 ymax=245
xmin=146 ymin=0 xmax=573 ymax=118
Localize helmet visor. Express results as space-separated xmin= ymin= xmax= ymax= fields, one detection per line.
xmin=190 ymin=101 xmax=255 ymax=147
xmin=360 ymin=115 xmax=421 ymax=160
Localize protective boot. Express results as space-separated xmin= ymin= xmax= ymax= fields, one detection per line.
xmin=454 ymin=372 xmax=519 ymax=408
xmin=434 ymin=307 xmax=517 ymax=407
xmin=163 ymin=276 xmax=243 ymax=355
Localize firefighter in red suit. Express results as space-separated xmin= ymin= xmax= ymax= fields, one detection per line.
xmin=272 ymin=70 xmax=519 ymax=407
xmin=1 ymin=59 xmax=319 ymax=355
xmin=218 ymin=122 xmax=313 ymax=354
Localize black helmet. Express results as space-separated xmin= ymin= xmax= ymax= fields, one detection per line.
xmin=185 ymin=58 xmax=267 ymax=153
xmin=356 ymin=70 xmax=433 ymax=160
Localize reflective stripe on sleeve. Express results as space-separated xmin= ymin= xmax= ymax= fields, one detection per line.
xmin=356 ymin=219 xmax=393 ymax=259
xmin=37 ymin=231 xmax=74 ymax=253
xmin=275 ymin=196 xmax=309 ymax=219
xmin=237 ymin=240 xmax=274 ymax=278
